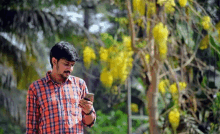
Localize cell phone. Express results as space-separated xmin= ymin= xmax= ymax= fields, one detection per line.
xmin=84 ymin=93 xmax=94 ymax=102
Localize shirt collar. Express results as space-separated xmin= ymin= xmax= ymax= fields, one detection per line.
xmin=45 ymin=70 xmax=73 ymax=84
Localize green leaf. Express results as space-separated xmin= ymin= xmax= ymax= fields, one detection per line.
xmin=209 ymin=35 xmax=220 ymax=50
xmin=176 ymin=21 xmax=195 ymax=48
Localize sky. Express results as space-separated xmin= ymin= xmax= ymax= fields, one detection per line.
xmin=66 ymin=11 xmax=112 ymax=34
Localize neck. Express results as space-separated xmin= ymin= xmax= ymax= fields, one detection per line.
xmin=50 ymin=70 xmax=64 ymax=84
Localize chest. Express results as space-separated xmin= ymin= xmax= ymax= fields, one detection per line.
xmin=37 ymin=84 xmax=82 ymax=110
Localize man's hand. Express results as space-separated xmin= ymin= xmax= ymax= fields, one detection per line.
xmin=78 ymin=99 xmax=93 ymax=114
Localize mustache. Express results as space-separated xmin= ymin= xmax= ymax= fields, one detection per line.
xmin=64 ymin=71 xmax=70 ymax=74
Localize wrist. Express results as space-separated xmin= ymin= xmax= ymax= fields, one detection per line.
xmin=84 ymin=109 xmax=93 ymax=115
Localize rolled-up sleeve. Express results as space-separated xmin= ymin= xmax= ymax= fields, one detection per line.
xmin=26 ymin=85 xmax=40 ymax=134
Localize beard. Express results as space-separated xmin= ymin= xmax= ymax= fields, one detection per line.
xmin=57 ymin=64 xmax=70 ymax=79
xmin=61 ymin=71 xmax=70 ymax=79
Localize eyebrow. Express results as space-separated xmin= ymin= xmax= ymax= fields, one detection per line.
xmin=63 ymin=61 xmax=75 ymax=64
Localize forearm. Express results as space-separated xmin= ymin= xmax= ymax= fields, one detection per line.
xmin=83 ymin=112 xmax=95 ymax=125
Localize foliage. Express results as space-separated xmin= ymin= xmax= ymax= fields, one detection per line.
xmin=0 ymin=107 xmax=25 ymax=134
xmin=209 ymin=92 xmax=220 ymax=133
xmin=88 ymin=109 xmax=148 ymax=134
xmin=83 ymin=33 xmax=134 ymax=88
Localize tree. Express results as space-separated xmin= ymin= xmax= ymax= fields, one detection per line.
xmin=82 ymin=0 xmax=220 ymax=133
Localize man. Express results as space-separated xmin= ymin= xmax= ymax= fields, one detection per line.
xmin=26 ymin=41 xmax=96 ymax=134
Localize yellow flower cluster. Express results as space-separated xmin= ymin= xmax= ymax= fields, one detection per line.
xmin=131 ymin=103 xmax=139 ymax=113
xmin=99 ymin=36 xmax=134 ymax=88
xmin=153 ymin=22 xmax=169 ymax=44
xmin=145 ymin=54 xmax=150 ymax=63
xmin=100 ymin=68 xmax=113 ymax=88
xmin=147 ymin=2 xmax=156 ymax=17
xmin=133 ymin=0 xmax=146 ymax=16
xmin=179 ymin=0 xmax=187 ymax=7
xmin=169 ymin=82 xmax=187 ymax=94
xmin=158 ymin=79 xmax=170 ymax=94
xmin=123 ymin=36 xmax=132 ymax=51
xmin=157 ymin=0 xmax=176 ymax=13
xmin=201 ymin=16 xmax=211 ymax=30
xmin=199 ymin=35 xmax=209 ymax=50
xmin=83 ymin=46 xmax=96 ymax=69
xmin=109 ymin=51 xmax=133 ymax=83
xmin=153 ymin=22 xmax=169 ymax=59
xmin=99 ymin=47 xmax=108 ymax=61
xmin=169 ymin=108 xmax=180 ymax=130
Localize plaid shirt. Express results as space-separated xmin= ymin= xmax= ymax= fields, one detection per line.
xmin=26 ymin=71 xmax=96 ymax=134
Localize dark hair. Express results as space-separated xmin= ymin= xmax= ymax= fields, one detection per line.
xmin=50 ymin=41 xmax=79 ymax=68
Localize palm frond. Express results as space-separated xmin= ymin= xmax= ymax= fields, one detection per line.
xmin=0 ymin=9 xmax=65 ymax=36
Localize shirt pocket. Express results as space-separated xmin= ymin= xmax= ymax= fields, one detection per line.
xmin=69 ymin=98 xmax=82 ymax=123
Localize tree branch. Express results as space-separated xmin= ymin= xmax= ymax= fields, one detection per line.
xmin=126 ymin=0 xmax=138 ymax=52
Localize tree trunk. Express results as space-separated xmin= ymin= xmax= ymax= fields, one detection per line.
xmin=127 ymin=76 xmax=132 ymax=134
xmin=84 ymin=7 xmax=89 ymax=30
xmin=147 ymin=59 xmax=160 ymax=134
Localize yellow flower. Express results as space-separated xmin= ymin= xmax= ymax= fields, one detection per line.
xmin=157 ymin=0 xmax=176 ymax=13
xmin=100 ymin=68 xmax=113 ymax=88
xmin=131 ymin=103 xmax=139 ymax=113
xmin=157 ymin=0 xmax=167 ymax=5
xmin=109 ymin=58 xmax=119 ymax=79
xmin=147 ymin=2 xmax=156 ymax=17
xmin=145 ymin=54 xmax=150 ymax=63
xmin=169 ymin=108 xmax=180 ymax=130
xmin=199 ymin=35 xmax=209 ymax=50
xmin=179 ymin=82 xmax=187 ymax=90
xmin=99 ymin=47 xmax=108 ymax=62
xmin=153 ymin=22 xmax=169 ymax=45
xmin=136 ymin=18 xmax=145 ymax=28
xmin=123 ymin=36 xmax=132 ymax=51
xmin=120 ymin=70 xmax=129 ymax=83
xmin=201 ymin=16 xmax=211 ymax=30
xmin=179 ymin=0 xmax=187 ymax=7
xmin=159 ymin=43 xmax=167 ymax=55
xmin=165 ymin=0 xmax=176 ymax=13
xmin=83 ymin=46 xmax=96 ymax=69
xmin=108 ymin=46 xmax=118 ymax=59
xmin=169 ymin=82 xmax=187 ymax=94
xmin=159 ymin=47 xmax=167 ymax=60
xmin=158 ymin=79 xmax=170 ymax=94
xmin=133 ymin=0 xmax=146 ymax=16
xmin=170 ymin=83 xmax=178 ymax=94
xmin=128 ymin=58 xmax=133 ymax=67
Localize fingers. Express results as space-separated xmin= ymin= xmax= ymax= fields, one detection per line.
xmin=78 ymin=99 xmax=93 ymax=110
xmin=79 ymin=99 xmax=93 ymax=105
xmin=78 ymin=103 xmax=84 ymax=109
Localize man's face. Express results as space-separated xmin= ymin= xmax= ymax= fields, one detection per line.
xmin=54 ymin=58 xmax=75 ymax=79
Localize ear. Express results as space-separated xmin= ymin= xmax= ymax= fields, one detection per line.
xmin=52 ymin=57 xmax=57 ymax=66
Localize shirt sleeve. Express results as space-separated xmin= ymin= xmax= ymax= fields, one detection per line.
xmin=80 ymin=79 xmax=96 ymax=128
xmin=26 ymin=84 xmax=40 ymax=134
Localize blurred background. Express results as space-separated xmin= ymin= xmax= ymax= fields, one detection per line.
xmin=0 ymin=0 xmax=220 ymax=133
